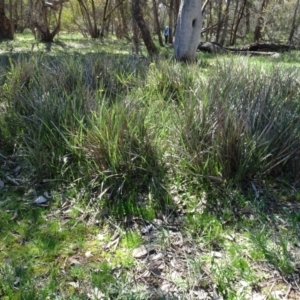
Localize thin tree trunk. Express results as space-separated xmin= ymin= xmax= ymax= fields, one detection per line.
xmin=230 ymin=0 xmax=247 ymax=45
xmin=101 ymin=0 xmax=110 ymax=37
xmin=0 ymin=0 xmax=13 ymax=39
xmin=207 ymin=1 xmax=213 ymax=41
xmin=215 ymin=0 xmax=223 ymax=43
xmin=21 ymin=0 xmax=23 ymax=31
xmin=254 ymin=0 xmax=269 ymax=42
xmin=102 ymin=0 xmax=125 ymax=37
xmin=168 ymin=0 xmax=173 ymax=43
xmin=229 ymin=0 xmax=239 ymax=45
xmin=245 ymin=0 xmax=250 ymax=35
xmin=288 ymin=0 xmax=300 ymax=44
xmin=132 ymin=0 xmax=158 ymax=56
xmin=152 ymin=0 xmax=163 ymax=46
xmin=118 ymin=0 xmax=128 ymax=38
xmin=91 ymin=0 xmax=98 ymax=38
xmin=201 ymin=0 xmax=210 ymax=15
xmin=173 ymin=0 xmax=180 ymax=40
xmin=77 ymin=0 xmax=97 ymax=38
xmin=132 ymin=13 xmax=139 ymax=54
xmin=219 ymin=0 xmax=231 ymax=46
xmin=8 ymin=0 xmax=14 ymax=35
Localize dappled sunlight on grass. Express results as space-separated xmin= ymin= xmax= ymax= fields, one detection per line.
xmin=0 ymin=38 xmax=300 ymax=298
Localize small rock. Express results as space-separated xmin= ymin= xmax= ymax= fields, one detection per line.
xmin=150 ymin=267 xmax=161 ymax=276
xmin=97 ymin=233 xmax=105 ymax=241
xmin=149 ymin=253 xmax=163 ymax=261
xmin=249 ymin=293 xmax=265 ymax=300
xmin=33 ymin=195 xmax=48 ymax=205
xmin=133 ymin=245 xmax=148 ymax=258
xmin=271 ymin=290 xmax=285 ymax=299
xmin=153 ymin=218 xmax=163 ymax=226
xmin=160 ymin=282 xmax=171 ymax=293
xmin=85 ymin=251 xmax=93 ymax=258
xmin=212 ymin=251 xmax=223 ymax=258
xmin=141 ymin=224 xmax=153 ymax=234
xmin=12 ymin=165 xmax=21 ymax=174
xmin=132 ymin=245 xmax=155 ymax=258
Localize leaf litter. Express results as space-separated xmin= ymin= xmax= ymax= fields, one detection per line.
xmin=1 ymin=152 xmax=300 ymax=299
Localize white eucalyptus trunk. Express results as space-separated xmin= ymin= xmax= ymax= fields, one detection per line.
xmin=174 ymin=0 xmax=202 ymax=61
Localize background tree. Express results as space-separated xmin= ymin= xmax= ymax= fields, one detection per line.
xmin=288 ymin=0 xmax=300 ymax=43
xmin=76 ymin=0 xmax=100 ymax=38
xmin=29 ymin=0 xmax=69 ymax=42
xmin=174 ymin=0 xmax=202 ymax=61
xmin=2 ymin=0 xmax=300 ymax=49
xmin=132 ymin=0 xmax=158 ymax=56
xmin=152 ymin=0 xmax=164 ymax=46
xmin=0 ymin=0 xmax=13 ymax=39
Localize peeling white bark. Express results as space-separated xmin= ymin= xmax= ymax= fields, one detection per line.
xmin=174 ymin=0 xmax=202 ymax=61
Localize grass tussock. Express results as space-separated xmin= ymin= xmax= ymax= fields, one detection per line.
xmin=85 ymin=101 xmax=165 ymax=203
xmin=1 ymin=54 xmax=299 ymax=197
xmin=175 ymin=59 xmax=300 ymax=185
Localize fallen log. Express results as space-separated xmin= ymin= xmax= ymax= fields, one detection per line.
xmin=230 ymin=51 xmax=281 ymax=57
xmin=197 ymin=41 xmax=299 ymax=56
xmin=224 ymin=42 xmax=296 ymax=53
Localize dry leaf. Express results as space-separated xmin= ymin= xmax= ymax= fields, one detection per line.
xmin=150 ymin=253 xmax=163 ymax=261
xmin=68 ymin=257 xmax=82 ymax=265
xmin=87 ymin=287 xmax=105 ymax=300
xmin=97 ymin=233 xmax=105 ymax=241
xmin=68 ymin=281 xmax=79 ymax=288
xmin=10 ymin=211 xmax=18 ymax=221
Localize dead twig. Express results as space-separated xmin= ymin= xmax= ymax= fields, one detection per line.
xmin=284 ymin=284 xmax=292 ymax=299
xmin=265 ymin=279 xmax=277 ymax=300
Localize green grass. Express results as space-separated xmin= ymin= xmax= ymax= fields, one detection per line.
xmin=0 ymin=36 xmax=300 ymax=299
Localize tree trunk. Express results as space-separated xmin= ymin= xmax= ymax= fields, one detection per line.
xmin=174 ymin=0 xmax=202 ymax=61
xmin=91 ymin=0 xmax=98 ymax=38
xmin=132 ymin=13 xmax=139 ymax=54
xmin=168 ymin=0 xmax=173 ymax=44
xmin=253 ymin=0 xmax=269 ymax=42
xmin=215 ymin=0 xmax=223 ymax=43
xmin=0 ymin=0 xmax=13 ymax=39
xmin=101 ymin=0 xmax=110 ymax=37
xmin=78 ymin=0 xmax=99 ymax=38
xmin=230 ymin=0 xmax=247 ymax=46
xmin=229 ymin=0 xmax=239 ymax=45
xmin=173 ymin=0 xmax=180 ymax=42
xmin=288 ymin=0 xmax=300 ymax=44
xmin=118 ymin=0 xmax=129 ymax=38
xmin=31 ymin=0 xmax=67 ymax=42
xmin=102 ymin=0 xmax=126 ymax=37
xmin=206 ymin=1 xmax=213 ymax=41
xmin=132 ymin=0 xmax=158 ymax=56
xmin=245 ymin=0 xmax=250 ymax=35
xmin=201 ymin=0 xmax=210 ymax=15
xmin=219 ymin=0 xmax=231 ymax=46
xmin=152 ymin=0 xmax=163 ymax=46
